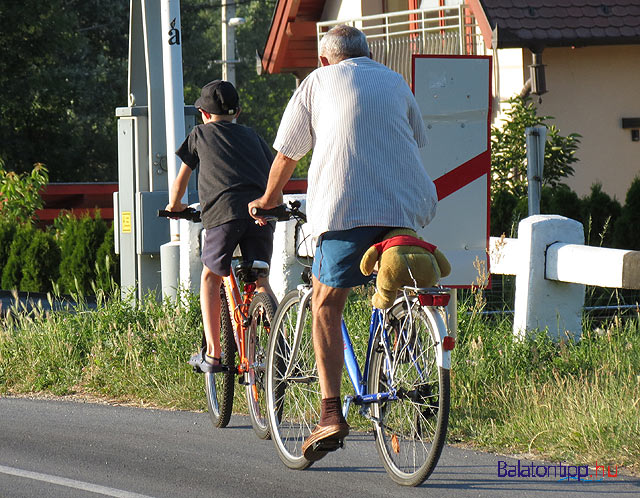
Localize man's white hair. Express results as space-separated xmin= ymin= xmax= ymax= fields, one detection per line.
xmin=319 ymin=25 xmax=370 ymax=64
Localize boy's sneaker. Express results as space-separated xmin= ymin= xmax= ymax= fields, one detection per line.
xmin=188 ymin=348 xmax=226 ymax=373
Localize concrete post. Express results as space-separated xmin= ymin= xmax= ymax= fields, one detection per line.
xmin=269 ymin=194 xmax=312 ymax=301
xmin=513 ymin=215 xmax=585 ymax=341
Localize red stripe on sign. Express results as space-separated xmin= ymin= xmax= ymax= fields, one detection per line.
xmin=434 ymin=149 xmax=490 ymax=201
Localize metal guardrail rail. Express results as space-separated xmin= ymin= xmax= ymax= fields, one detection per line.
xmin=317 ymin=5 xmax=483 ymax=85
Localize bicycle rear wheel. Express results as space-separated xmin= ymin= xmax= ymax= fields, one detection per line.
xmin=245 ymin=292 xmax=277 ymax=439
xmin=266 ymin=289 xmax=320 ymax=470
xmin=368 ymin=299 xmax=450 ymax=486
xmin=205 ymin=286 xmax=236 ymax=428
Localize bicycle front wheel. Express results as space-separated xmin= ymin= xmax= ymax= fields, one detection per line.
xmin=205 ymin=287 xmax=236 ymax=428
xmin=368 ymin=299 xmax=450 ymax=486
xmin=266 ymin=289 xmax=320 ymax=470
xmin=245 ymin=292 xmax=277 ymax=439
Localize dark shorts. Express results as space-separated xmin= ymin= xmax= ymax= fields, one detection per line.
xmin=201 ymin=219 xmax=274 ymax=276
xmin=312 ymin=226 xmax=392 ymax=289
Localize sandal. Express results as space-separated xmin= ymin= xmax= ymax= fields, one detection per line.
xmin=188 ymin=347 xmax=226 ymax=374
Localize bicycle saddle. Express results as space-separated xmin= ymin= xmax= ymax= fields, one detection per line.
xmin=235 ymin=260 xmax=270 ymax=282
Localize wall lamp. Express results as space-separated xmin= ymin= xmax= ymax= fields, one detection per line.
xmin=621 ymin=118 xmax=640 ymax=142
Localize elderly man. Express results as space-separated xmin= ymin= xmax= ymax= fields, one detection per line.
xmin=249 ymin=24 xmax=437 ymax=461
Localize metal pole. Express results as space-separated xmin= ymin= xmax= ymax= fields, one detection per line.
xmin=160 ymin=0 xmax=186 ymax=300
xmin=526 ymin=125 xmax=547 ymax=216
xmin=160 ymin=0 xmax=186 ymax=240
xmin=221 ymin=1 xmax=236 ymax=86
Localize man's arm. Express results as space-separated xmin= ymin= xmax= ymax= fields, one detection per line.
xmin=248 ymin=152 xmax=298 ymax=224
xmin=165 ymin=162 xmax=192 ymax=212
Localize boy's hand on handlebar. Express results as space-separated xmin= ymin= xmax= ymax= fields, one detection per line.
xmin=248 ymin=197 xmax=274 ymax=226
xmin=164 ymin=202 xmax=188 ymax=218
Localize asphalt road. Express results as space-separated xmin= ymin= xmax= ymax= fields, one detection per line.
xmin=0 ymin=397 xmax=638 ymax=497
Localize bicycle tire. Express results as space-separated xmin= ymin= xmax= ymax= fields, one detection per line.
xmin=265 ymin=289 xmax=319 ymax=470
xmin=368 ymin=299 xmax=450 ymax=486
xmin=205 ymin=286 xmax=236 ymax=428
xmin=245 ymin=292 xmax=277 ymax=439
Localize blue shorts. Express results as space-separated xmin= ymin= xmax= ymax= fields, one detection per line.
xmin=201 ymin=219 xmax=274 ymax=276
xmin=312 ymin=226 xmax=392 ymax=289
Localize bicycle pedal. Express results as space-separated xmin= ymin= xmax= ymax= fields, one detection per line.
xmin=312 ymin=438 xmax=344 ymax=452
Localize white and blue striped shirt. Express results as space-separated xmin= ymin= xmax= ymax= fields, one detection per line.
xmin=274 ymin=56 xmax=438 ymax=237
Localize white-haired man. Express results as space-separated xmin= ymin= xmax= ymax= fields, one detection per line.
xmin=249 ymin=24 xmax=437 ymax=461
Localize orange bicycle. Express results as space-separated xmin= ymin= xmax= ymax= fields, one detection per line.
xmin=159 ymin=208 xmax=277 ymax=439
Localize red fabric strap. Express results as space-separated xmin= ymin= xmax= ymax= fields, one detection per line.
xmin=372 ymin=235 xmax=437 ymax=255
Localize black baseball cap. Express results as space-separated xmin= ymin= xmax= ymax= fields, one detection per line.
xmin=194 ymin=80 xmax=239 ymax=115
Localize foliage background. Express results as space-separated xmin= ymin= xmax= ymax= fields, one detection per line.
xmin=0 ymin=0 xmax=293 ymax=182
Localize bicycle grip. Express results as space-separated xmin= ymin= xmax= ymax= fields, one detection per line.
xmin=250 ymin=204 xmax=290 ymax=221
xmin=157 ymin=208 xmax=202 ymax=222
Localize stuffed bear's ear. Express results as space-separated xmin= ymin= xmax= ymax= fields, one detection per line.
xmin=360 ymin=246 xmax=379 ymax=276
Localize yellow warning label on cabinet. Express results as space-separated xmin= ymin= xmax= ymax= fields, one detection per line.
xmin=121 ymin=211 xmax=132 ymax=233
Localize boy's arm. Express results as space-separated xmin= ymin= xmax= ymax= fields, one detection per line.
xmin=165 ymin=162 xmax=193 ymax=212
xmin=248 ymin=152 xmax=296 ymax=225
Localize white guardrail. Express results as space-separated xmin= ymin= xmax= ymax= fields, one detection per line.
xmin=175 ymin=202 xmax=639 ymax=343
xmin=489 ymin=214 xmax=640 ymax=340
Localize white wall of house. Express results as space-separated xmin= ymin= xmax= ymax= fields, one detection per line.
xmin=488 ymin=44 xmax=640 ymax=202
xmin=533 ymin=45 xmax=640 ymax=202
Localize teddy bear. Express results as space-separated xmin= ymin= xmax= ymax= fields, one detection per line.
xmin=359 ymin=228 xmax=451 ymax=309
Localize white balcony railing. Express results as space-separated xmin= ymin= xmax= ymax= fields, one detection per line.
xmin=317 ymin=5 xmax=484 ymax=86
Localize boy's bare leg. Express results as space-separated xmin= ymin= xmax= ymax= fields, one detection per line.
xmin=201 ymin=265 xmax=223 ymax=358
xmin=311 ymin=276 xmax=350 ymax=400
xmin=256 ymin=276 xmax=277 ymax=304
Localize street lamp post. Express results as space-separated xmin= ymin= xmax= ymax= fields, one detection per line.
xmin=221 ymin=2 xmax=245 ymax=86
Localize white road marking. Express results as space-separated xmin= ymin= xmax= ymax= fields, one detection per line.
xmin=0 ymin=464 xmax=155 ymax=497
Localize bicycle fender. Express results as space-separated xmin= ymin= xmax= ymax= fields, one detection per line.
xmin=423 ymin=307 xmax=451 ymax=370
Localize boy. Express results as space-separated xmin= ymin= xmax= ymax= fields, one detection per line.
xmin=166 ymin=80 xmax=277 ymax=373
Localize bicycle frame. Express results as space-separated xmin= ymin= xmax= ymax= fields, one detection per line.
xmin=221 ymin=266 xmax=256 ymax=376
xmin=345 ymin=291 xmax=452 ymax=420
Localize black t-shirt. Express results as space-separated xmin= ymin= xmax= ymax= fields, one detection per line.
xmin=176 ymin=121 xmax=274 ymax=229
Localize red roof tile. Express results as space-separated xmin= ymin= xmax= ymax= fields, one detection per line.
xmin=473 ymin=0 xmax=640 ymax=49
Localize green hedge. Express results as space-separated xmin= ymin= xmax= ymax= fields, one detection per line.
xmin=0 ymin=213 xmax=118 ymax=295
xmin=491 ymin=179 xmax=639 ymax=251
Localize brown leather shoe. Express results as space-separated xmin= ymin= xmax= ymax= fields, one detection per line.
xmin=302 ymin=422 xmax=350 ymax=462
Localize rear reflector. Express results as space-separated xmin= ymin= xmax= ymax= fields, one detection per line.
xmin=442 ymin=336 xmax=455 ymax=351
xmin=418 ymin=293 xmax=450 ymax=307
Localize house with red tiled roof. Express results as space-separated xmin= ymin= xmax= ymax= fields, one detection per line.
xmin=259 ymin=0 xmax=640 ymax=201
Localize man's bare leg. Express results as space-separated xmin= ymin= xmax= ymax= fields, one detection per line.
xmin=311 ymin=276 xmax=350 ymax=399
xmin=301 ymin=276 xmax=351 ymax=460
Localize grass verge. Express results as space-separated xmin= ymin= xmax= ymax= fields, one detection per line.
xmin=1 ymin=288 xmax=638 ymax=474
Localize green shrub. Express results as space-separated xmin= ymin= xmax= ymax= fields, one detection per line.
xmin=0 ymin=221 xmax=16 ymax=270
xmin=491 ymin=189 xmax=523 ymax=237
xmin=581 ymin=183 xmax=621 ymax=247
xmin=541 ymin=184 xmax=583 ymax=221
xmin=0 ymin=160 xmax=48 ymax=224
xmin=1 ymin=224 xmax=34 ymax=290
xmin=491 ymin=96 xmax=581 ymax=198
xmin=58 ymin=214 xmax=108 ymax=294
xmin=20 ymin=228 xmax=61 ymax=293
xmin=613 ymin=177 xmax=640 ymax=250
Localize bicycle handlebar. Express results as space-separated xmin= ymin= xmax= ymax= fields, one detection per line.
xmin=157 ymin=207 xmax=202 ymax=223
xmin=251 ymin=200 xmax=306 ymax=223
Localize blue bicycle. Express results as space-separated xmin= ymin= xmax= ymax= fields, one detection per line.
xmin=260 ymin=202 xmax=455 ymax=486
